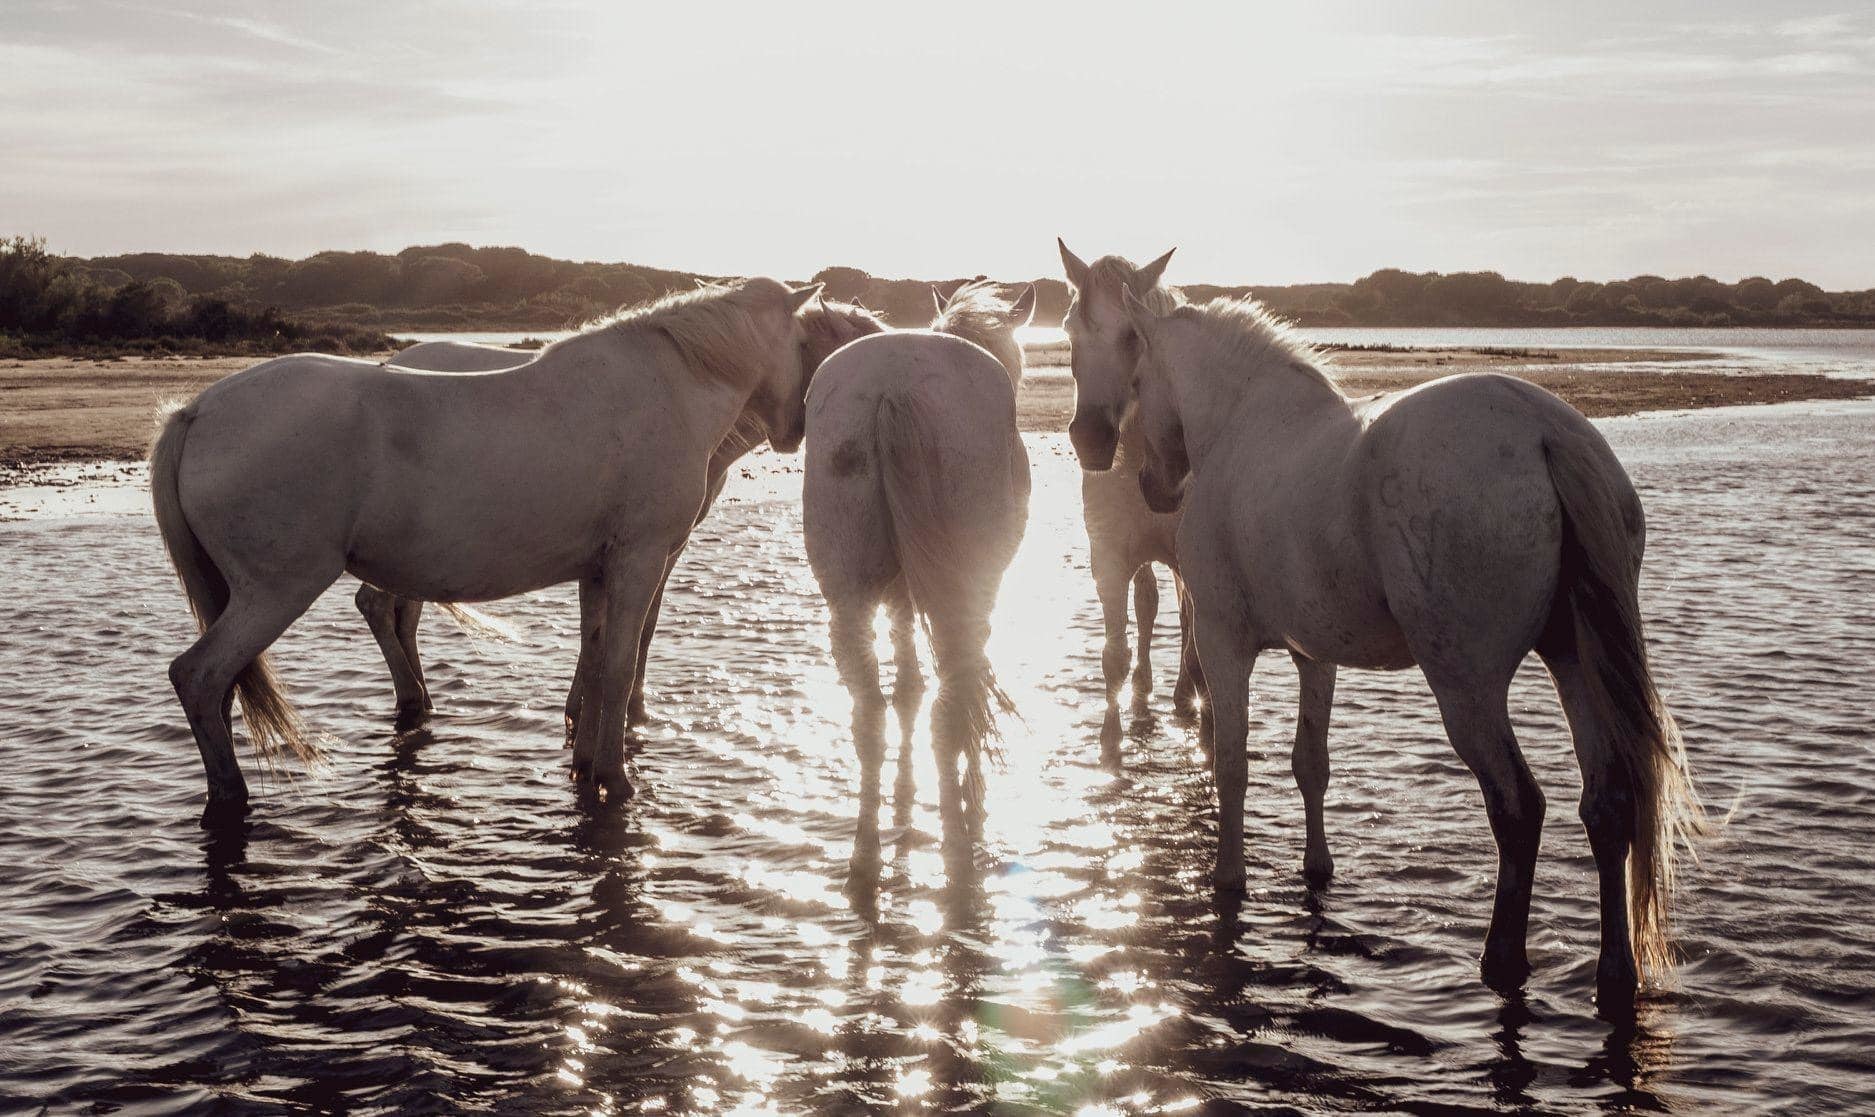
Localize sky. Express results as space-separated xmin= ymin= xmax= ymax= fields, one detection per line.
xmin=4 ymin=0 xmax=1873 ymax=288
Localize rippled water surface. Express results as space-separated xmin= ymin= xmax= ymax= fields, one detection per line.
xmin=3 ymin=405 xmax=1873 ymax=1114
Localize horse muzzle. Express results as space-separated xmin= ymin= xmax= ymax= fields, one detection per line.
xmin=1068 ymin=412 xmax=1118 ymax=472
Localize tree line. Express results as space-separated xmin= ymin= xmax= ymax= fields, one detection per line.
xmin=7 ymin=237 xmax=1873 ymax=354
xmin=0 ymin=237 xmax=392 ymax=356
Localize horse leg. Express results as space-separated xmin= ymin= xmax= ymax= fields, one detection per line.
xmin=1543 ymin=646 xmax=1640 ymax=1012
xmin=628 ymin=579 xmax=665 ymax=727
xmin=1172 ymin=576 xmax=1207 ymax=721
xmin=927 ymin=606 xmax=993 ymax=851
xmin=393 ymin=597 xmax=429 ymax=718
xmin=1425 ymin=672 xmax=1545 ymax=993
xmin=1194 ymin=611 xmax=1255 ymax=890
xmin=829 ymin=594 xmax=888 ymax=893
xmin=172 ymin=575 xmax=334 ymax=820
xmin=578 ymin=546 xmax=669 ymax=801
xmin=628 ymin=548 xmax=682 ymax=727
xmin=355 ymin=585 xmax=427 ymax=725
xmin=1130 ymin=567 xmax=1158 ymax=716
xmin=885 ymin=580 xmax=922 ymax=815
xmin=1091 ymin=547 xmax=1133 ymax=764
xmin=565 ymin=577 xmax=601 ymax=745
xmin=1290 ymin=652 xmax=1338 ymax=887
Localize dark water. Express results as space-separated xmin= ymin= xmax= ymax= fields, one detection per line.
xmin=2 ymin=405 xmax=1873 ymax=1114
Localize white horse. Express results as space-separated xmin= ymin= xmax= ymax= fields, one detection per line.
xmin=152 ymin=277 xmax=823 ymax=819
xmin=1118 ymin=286 xmax=1701 ymax=1011
xmin=805 ymin=281 xmax=1035 ymax=883
xmin=1056 ymin=242 xmax=1202 ymax=757
xmin=1060 ymin=242 xmax=1337 ymax=807
xmin=358 ymin=310 xmax=885 ymax=728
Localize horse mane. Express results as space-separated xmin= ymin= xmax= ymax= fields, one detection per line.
xmin=800 ymin=298 xmax=886 ymax=364
xmin=1176 ymin=296 xmax=1340 ymax=395
xmin=1079 ymin=255 xmax=1183 ymax=317
xmin=932 ymin=280 xmax=1024 ymax=350
xmin=583 ymin=280 xmax=790 ymax=388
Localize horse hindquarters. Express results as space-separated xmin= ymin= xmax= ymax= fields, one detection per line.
xmin=874 ymin=391 xmax=1020 ymax=835
xmin=153 ymin=406 xmax=335 ymax=817
xmin=1540 ymin=426 xmax=1699 ymax=1010
xmin=1372 ymin=447 xmax=1562 ymax=991
xmin=805 ymin=406 xmax=904 ymax=891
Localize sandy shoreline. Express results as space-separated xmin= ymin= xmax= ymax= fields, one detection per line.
xmin=3 ymin=346 xmax=1870 ymax=473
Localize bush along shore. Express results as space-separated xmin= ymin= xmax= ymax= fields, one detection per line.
xmin=8 ymin=235 xmax=1875 ymax=338
xmin=1 ymin=237 xmax=394 ymax=358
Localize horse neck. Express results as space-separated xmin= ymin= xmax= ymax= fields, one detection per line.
xmin=1177 ymin=350 xmax=1349 ymax=475
xmin=539 ymin=328 xmax=755 ymax=450
xmin=709 ymin=414 xmax=768 ymax=473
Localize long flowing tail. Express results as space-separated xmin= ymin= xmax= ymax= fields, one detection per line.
xmin=873 ymin=393 xmax=1016 ymax=774
xmin=150 ymin=403 xmax=322 ymax=771
xmin=1545 ymin=427 xmax=1703 ymax=981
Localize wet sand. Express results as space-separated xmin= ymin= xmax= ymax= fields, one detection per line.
xmin=4 ymin=348 xmax=1871 ymax=471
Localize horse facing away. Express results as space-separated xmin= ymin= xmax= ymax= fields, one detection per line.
xmin=152 ymin=277 xmax=823 ymax=819
xmin=1056 ymin=242 xmax=1203 ymax=756
xmin=805 ymin=281 xmax=1035 ymax=889
xmin=358 ymin=308 xmax=886 ymax=729
xmin=1119 ymin=287 xmax=1702 ymax=1013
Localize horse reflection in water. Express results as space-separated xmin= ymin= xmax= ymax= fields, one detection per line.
xmin=804 ymin=281 xmax=1037 ymax=893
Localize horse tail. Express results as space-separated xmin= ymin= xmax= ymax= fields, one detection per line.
xmin=151 ymin=402 xmax=322 ymax=772
xmin=436 ymin=602 xmax=520 ymax=642
xmin=1544 ymin=426 xmax=1703 ymax=982
xmin=873 ymin=391 xmax=1015 ymax=777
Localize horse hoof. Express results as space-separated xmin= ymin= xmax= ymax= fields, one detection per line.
xmin=1594 ymin=958 xmax=1640 ymax=1019
xmin=597 ymin=771 xmax=635 ymax=803
xmin=1595 ymin=980 xmax=1639 ymax=1022
xmin=199 ymin=794 xmax=249 ymax=829
xmin=1480 ymin=945 xmax=1533 ymax=994
xmin=1211 ymin=865 xmax=1247 ymax=893
xmin=1302 ymin=856 xmax=1334 ymax=891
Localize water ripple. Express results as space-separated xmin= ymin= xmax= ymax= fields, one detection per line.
xmin=1 ymin=405 xmax=1872 ymax=1113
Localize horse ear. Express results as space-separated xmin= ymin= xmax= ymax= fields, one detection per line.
xmin=1121 ymin=285 xmax=1159 ymax=347
xmin=1137 ymin=247 xmax=1176 ymax=290
xmin=1058 ymin=237 xmax=1090 ymax=288
xmin=786 ymin=283 xmax=824 ymax=313
xmin=931 ymin=285 xmax=948 ymax=317
xmin=693 ymin=277 xmax=715 ymax=290
xmin=1008 ymin=284 xmax=1037 ymax=328
xmin=850 ymin=295 xmax=867 ymax=311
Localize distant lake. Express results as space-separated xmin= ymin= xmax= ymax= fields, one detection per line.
xmin=397 ymin=327 xmax=1875 ymax=379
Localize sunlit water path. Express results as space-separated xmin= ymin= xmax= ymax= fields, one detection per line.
xmin=2 ymin=404 xmax=1872 ymax=1113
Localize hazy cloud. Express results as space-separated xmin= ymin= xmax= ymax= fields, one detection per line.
xmin=4 ymin=0 xmax=1871 ymax=286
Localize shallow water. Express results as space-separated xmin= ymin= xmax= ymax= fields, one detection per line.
xmin=403 ymin=326 xmax=1875 ymax=380
xmin=2 ymin=404 xmax=1872 ymax=1114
